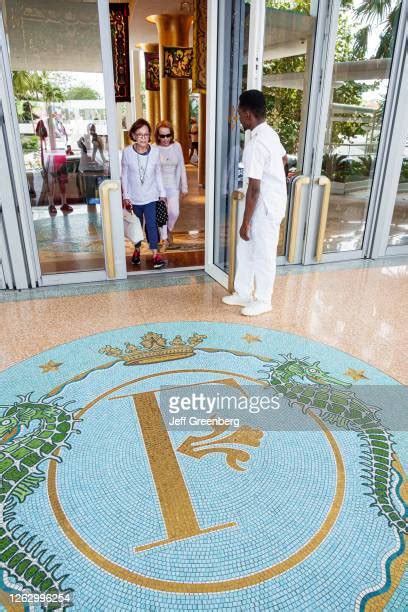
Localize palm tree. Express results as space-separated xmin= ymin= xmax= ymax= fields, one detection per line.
xmin=12 ymin=70 xmax=65 ymax=103
xmin=352 ymin=0 xmax=401 ymax=59
xmin=12 ymin=70 xmax=34 ymax=99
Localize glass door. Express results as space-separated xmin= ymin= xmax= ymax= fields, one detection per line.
xmin=261 ymin=0 xmax=320 ymax=265
xmin=0 ymin=0 xmax=125 ymax=286
xmin=207 ymin=0 xmax=406 ymax=288
xmin=208 ymin=0 xmax=250 ymax=285
xmin=205 ymin=0 xmax=327 ymax=286
xmin=303 ymin=0 xmax=404 ymax=264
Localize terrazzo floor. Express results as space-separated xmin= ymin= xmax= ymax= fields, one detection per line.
xmin=1 ymin=260 xmax=407 ymax=383
xmin=1 ymin=259 xmax=408 ymax=611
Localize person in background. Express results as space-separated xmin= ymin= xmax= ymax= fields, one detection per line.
xmin=222 ymin=89 xmax=288 ymax=316
xmin=154 ymin=120 xmax=188 ymax=249
xmin=121 ymin=118 xmax=166 ymax=269
xmin=189 ymin=117 xmax=199 ymax=163
xmin=89 ymin=124 xmax=106 ymax=164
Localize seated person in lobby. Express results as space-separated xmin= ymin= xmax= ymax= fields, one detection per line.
xmin=66 ymin=144 xmax=74 ymax=156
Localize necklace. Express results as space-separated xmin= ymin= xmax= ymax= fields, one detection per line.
xmin=133 ymin=144 xmax=150 ymax=185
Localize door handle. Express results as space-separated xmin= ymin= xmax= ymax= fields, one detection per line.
xmin=315 ymin=176 xmax=331 ymax=263
xmin=228 ymin=190 xmax=244 ymax=293
xmin=288 ymin=175 xmax=310 ymax=263
xmin=99 ymin=179 xmax=120 ymax=279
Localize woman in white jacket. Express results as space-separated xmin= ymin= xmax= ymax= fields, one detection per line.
xmin=122 ymin=118 xmax=166 ymax=269
xmin=154 ymin=120 xmax=188 ymax=249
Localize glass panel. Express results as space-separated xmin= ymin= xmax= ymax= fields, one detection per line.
xmin=321 ymin=0 xmax=401 ymax=254
xmin=213 ymin=0 xmax=250 ymax=273
xmin=262 ymin=0 xmax=316 ymax=256
xmin=388 ymin=142 xmax=408 ymax=247
xmin=3 ymin=0 xmax=110 ymax=275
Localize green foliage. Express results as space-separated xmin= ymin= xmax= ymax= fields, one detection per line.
xmin=353 ymin=0 xmax=401 ymax=59
xmin=265 ymin=0 xmax=310 ymax=13
xmin=331 ymin=81 xmax=379 ymax=145
xmin=12 ymin=71 xmax=65 ymax=104
xmin=263 ymin=53 xmax=305 ymax=153
xmin=322 ymin=153 xmax=373 ymax=183
xmin=189 ymin=95 xmax=199 ymax=120
xmin=262 ymin=0 xmax=383 ymax=155
xmin=65 ymin=86 xmax=100 ymax=100
xmin=400 ymin=159 xmax=408 ymax=183
xmin=264 ymin=87 xmax=302 ymax=154
xmin=21 ymin=135 xmax=39 ymax=154
xmin=16 ymin=101 xmax=35 ymax=122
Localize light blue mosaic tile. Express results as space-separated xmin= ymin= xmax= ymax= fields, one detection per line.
xmin=0 ymin=322 xmax=407 ymax=610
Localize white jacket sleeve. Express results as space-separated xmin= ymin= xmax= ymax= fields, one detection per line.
xmin=121 ymin=148 xmax=130 ymax=200
xmin=155 ymin=150 xmax=166 ymax=199
xmin=177 ymin=142 xmax=188 ymax=193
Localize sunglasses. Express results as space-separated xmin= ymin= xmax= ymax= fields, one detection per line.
xmin=159 ymin=133 xmax=171 ymax=139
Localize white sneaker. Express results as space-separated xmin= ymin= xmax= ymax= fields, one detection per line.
xmin=222 ymin=293 xmax=252 ymax=307
xmin=241 ymin=301 xmax=272 ymax=316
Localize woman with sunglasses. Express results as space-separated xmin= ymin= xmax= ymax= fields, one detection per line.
xmin=122 ymin=118 xmax=166 ymax=269
xmin=154 ymin=120 xmax=188 ymax=249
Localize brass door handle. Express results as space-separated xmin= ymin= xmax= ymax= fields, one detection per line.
xmin=288 ymin=176 xmax=310 ymax=263
xmin=315 ymin=176 xmax=331 ymax=263
xmin=228 ymin=191 xmax=243 ymax=293
xmin=99 ymin=179 xmax=120 ymax=279
xmin=232 ymin=190 xmax=245 ymax=200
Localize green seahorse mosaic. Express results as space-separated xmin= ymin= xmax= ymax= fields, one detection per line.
xmin=0 ymin=394 xmax=78 ymax=608
xmin=259 ymin=354 xmax=408 ymax=535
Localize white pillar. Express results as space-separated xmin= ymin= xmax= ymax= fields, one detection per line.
xmin=132 ymin=49 xmax=143 ymax=119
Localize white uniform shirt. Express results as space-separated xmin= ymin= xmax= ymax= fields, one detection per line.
xmin=243 ymin=121 xmax=287 ymax=222
xmin=121 ymin=144 xmax=165 ymax=206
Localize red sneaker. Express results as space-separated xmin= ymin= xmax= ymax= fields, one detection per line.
xmin=153 ymin=255 xmax=165 ymax=269
xmin=60 ymin=204 xmax=73 ymax=213
xmin=131 ymin=248 xmax=141 ymax=265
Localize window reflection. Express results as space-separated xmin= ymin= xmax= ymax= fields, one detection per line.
xmin=262 ymin=0 xmax=314 ymax=256
xmin=321 ymin=0 xmax=401 ymax=253
xmin=4 ymin=0 xmax=110 ymax=275
xmin=388 ymin=144 xmax=408 ymax=247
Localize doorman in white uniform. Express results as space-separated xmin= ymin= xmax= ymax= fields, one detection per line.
xmin=223 ymin=90 xmax=288 ymax=316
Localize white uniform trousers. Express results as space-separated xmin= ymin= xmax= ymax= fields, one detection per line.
xmin=234 ymin=203 xmax=281 ymax=304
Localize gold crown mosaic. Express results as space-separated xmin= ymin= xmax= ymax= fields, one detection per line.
xmin=99 ymin=332 xmax=207 ymax=365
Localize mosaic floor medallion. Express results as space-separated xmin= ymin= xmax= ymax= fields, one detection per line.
xmin=0 ymin=322 xmax=407 ymax=610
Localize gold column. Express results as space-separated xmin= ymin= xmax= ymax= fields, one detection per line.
xmin=138 ymin=43 xmax=161 ymax=131
xmin=146 ymin=14 xmax=193 ymax=162
xmin=198 ymin=92 xmax=206 ymax=186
